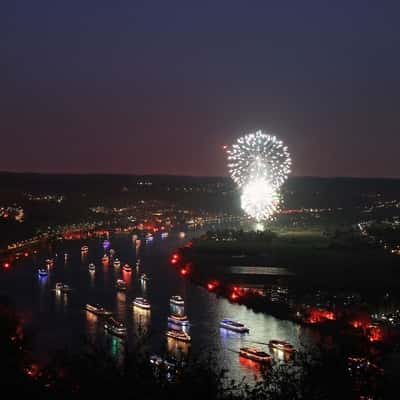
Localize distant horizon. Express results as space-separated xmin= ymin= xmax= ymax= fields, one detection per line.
xmin=1 ymin=170 xmax=400 ymax=181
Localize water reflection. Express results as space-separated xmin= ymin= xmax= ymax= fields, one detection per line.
xmin=89 ymin=270 xmax=95 ymax=288
xmin=133 ymin=307 xmax=151 ymax=337
xmin=122 ymin=270 xmax=132 ymax=287
xmin=116 ymin=291 xmax=126 ymax=320
xmin=105 ymin=332 xmax=125 ymax=365
xmin=166 ymin=337 xmax=190 ymax=361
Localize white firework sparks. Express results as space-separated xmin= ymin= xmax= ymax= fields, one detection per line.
xmin=241 ymin=177 xmax=280 ymax=221
xmin=227 ymin=130 xmax=291 ymax=221
xmin=227 ymin=130 xmax=291 ymax=188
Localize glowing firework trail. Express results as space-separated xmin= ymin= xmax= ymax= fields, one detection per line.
xmin=227 ymin=130 xmax=291 ymax=221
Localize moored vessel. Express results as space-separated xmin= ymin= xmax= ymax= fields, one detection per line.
xmin=85 ymin=303 xmax=112 ymax=316
xmin=116 ymin=279 xmax=127 ymax=291
xmin=170 ymin=295 xmax=184 ymax=306
xmin=220 ymin=319 xmax=249 ymax=333
xmin=104 ymin=317 xmax=127 ymax=337
xmin=166 ymin=328 xmax=191 ymax=342
xmin=268 ymin=340 xmax=295 ymax=353
xmin=239 ymin=347 xmax=272 ymax=363
xmin=133 ymin=297 xmax=151 ymax=310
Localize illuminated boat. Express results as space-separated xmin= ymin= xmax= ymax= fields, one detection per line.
xmin=55 ymin=282 xmax=71 ymax=293
xmin=104 ymin=317 xmax=127 ymax=337
xmin=133 ymin=297 xmax=151 ymax=310
xmin=220 ymin=319 xmax=249 ymax=333
xmin=170 ymin=295 xmax=184 ymax=306
xmin=88 ymin=263 xmax=96 ymax=271
xmin=150 ymin=355 xmax=176 ymax=371
xmin=116 ymin=279 xmax=127 ymax=291
xmin=166 ymin=328 xmax=191 ymax=342
xmin=101 ymin=254 xmax=109 ymax=263
xmin=85 ymin=303 xmax=112 ymax=316
xmin=239 ymin=347 xmax=272 ymax=363
xmin=38 ymin=268 xmax=48 ymax=277
xmin=109 ymin=249 xmax=116 ymax=256
xmin=122 ymin=263 xmax=132 ymax=272
xmin=113 ymin=258 xmax=121 ymax=268
xmin=81 ymin=245 xmax=89 ymax=252
xmin=268 ymin=340 xmax=295 ymax=353
xmin=140 ymin=273 xmax=149 ymax=281
xmin=45 ymin=258 xmax=54 ymax=266
xmin=168 ymin=314 xmax=189 ymax=326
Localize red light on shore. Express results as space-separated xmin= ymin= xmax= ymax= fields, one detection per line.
xmin=24 ymin=252 xmax=29 ymax=257
xmin=180 ymin=268 xmax=188 ymax=276
xmin=3 ymin=262 xmax=10 ymax=269
xmin=170 ymin=253 xmax=180 ymax=264
xmin=230 ymin=292 xmax=239 ymax=301
xmin=207 ymin=280 xmax=219 ymax=291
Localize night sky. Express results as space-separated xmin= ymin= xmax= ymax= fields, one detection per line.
xmin=2 ymin=1 xmax=400 ymax=177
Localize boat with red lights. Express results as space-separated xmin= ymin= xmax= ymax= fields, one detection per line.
xmin=104 ymin=317 xmax=127 ymax=337
xmin=220 ymin=319 xmax=249 ymax=333
xmin=122 ymin=263 xmax=132 ymax=272
xmin=101 ymin=254 xmax=109 ymax=263
xmin=133 ymin=297 xmax=151 ymax=310
xmin=166 ymin=328 xmax=191 ymax=342
xmin=85 ymin=303 xmax=112 ymax=316
xmin=81 ymin=245 xmax=89 ymax=252
xmin=239 ymin=347 xmax=272 ymax=363
xmin=268 ymin=340 xmax=295 ymax=353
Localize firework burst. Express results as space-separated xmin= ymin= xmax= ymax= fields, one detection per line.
xmin=227 ymin=130 xmax=291 ymax=221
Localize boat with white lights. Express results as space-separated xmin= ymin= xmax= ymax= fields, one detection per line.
xmin=116 ymin=279 xmax=127 ymax=291
xmin=38 ymin=268 xmax=48 ymax=277
xmin=55 ymin=282 xmax=71 ymax=293
xmin=88 ymin=263 xmax=96 ymax=271
xmin=45 ymin=258 xmax=54 ymax=266
xmin=104 ymin=317 xmax=127 ymax=337
xmin=170 ymin=295 xmax=184 ymax=306
xmin=113 ymin=258 xmax=121 ymax=268
xmin=85 ymin=303 xmax=112 ymax=316
xmin=133 ymin=297 xmax=151 ymax=310
xmin=166 ymin=329 xmax=191 ymax=342
xmin=122 ymin=263 xmax=132 ymax=272
xmin=168 ymin=314 xmax=189 ymax=326
xmin=268 ymin=340 xmax=295 ymax=353
xmin=239 ymin=347 xmax=272 ymax=363
xmin=81 ymin=245 xmax=89 ymax=252
xmin=220 ymin=319 xmax=249 ymax=333
xmin=140 ymin=273 xmax=149 ymax=281
xmin=150 ymin=355 xmax=176 ymax=371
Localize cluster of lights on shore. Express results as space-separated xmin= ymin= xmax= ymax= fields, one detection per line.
xmin=227 ymin=130 xmax=291 ymax=222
